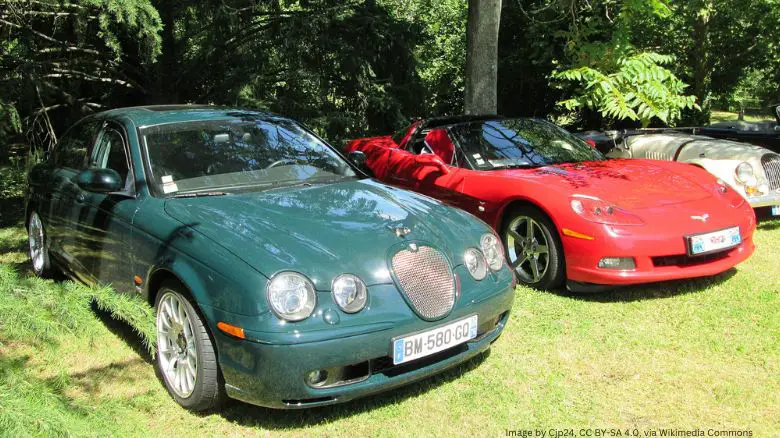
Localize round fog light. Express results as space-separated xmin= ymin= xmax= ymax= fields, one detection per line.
xmin=307 ymin=369 xmax=328 ymax=387
xmin=598 ymin=257 xmax=636 ymax=270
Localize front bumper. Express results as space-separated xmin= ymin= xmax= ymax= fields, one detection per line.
xmin=210 ymin=279 xmax=515 ymax=409
xmin=745 ymin=191 xmax=780 ymax=208
xmin=562 ymin=202 xmax=756 ymax=287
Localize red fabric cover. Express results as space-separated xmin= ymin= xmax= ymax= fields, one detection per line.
xmin=424 ymin=129 xmax=454 ymax=164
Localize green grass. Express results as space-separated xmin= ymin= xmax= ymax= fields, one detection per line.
xmin=710 ymin=109 xmax=775 ymax=124
xmin=0 ymin=215 xmax=778 ymax=437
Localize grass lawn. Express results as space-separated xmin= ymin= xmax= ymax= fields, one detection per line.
xmin=0 ymin=207 xmax=778 ymax=436
xmin=710 ymin=109 xmax=775 ymax=124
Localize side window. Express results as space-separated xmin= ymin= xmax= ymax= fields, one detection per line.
xmin=52 ymin=121 xmax=101 ymax=170
xmin=90 ymin=127 xmax=131 ymax=189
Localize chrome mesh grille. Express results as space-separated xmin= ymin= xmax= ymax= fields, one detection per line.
xmin=762 ymin=153 xmax=780 ymax=191
xmin=391 ymin=246 xmax=455 ymax=320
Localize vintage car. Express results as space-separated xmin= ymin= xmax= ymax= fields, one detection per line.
xmin=578 ymin=130 xmax=780 ymax=215
xmin=695 ymin=103 xmax=780 ymax=153
xmin=26 ymin=106 xmax=515 ymax=410
xmin=346 ymin=116 xmax=756 ymax=292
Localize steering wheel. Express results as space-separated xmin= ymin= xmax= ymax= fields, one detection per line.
xmin=265 ymin=158 xmax=298 ymax=169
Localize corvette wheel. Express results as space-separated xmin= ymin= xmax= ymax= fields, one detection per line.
xmin=155 ymin=284 xmax=225 ymax=411
xmin=27 ymin=211 xmax=54 ymax=277
xmin=502 ymin=206 xmax=564 ymax=290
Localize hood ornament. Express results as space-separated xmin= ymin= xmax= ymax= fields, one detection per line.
xmin=691 ymin=213 xmax=709 ymax=222
xmin=389 ymin=225 xmax=412 ymax=238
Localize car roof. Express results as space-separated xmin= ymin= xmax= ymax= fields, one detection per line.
xmin=94 ymin=105 xmax=283 ymax=127
xmin=419 ymin=114 xmax=505 ymax=130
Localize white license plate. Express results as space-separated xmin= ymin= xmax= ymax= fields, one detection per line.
xmin=392 ymin=315 xmax=478 ymax=365
xmin=688 ymin=226 xmax=741 ymax=255
xmin=772 ymin=206 xmax=780 ymax=216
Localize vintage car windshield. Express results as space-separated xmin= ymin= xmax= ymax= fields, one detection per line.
xmin=450 ymin=119 xmax=604 ymax=170
xmin=142 ymin=118 xmax=357 ymax=195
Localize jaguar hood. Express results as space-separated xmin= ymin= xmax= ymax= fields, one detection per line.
xmin=163 ymin=179 xmax=488 ymax=289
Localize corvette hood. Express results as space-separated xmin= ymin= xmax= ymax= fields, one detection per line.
xmin=499 ymin=159 xmax=712 ymax=210
xmin=163 ymin=179 xmax=485 ymax=288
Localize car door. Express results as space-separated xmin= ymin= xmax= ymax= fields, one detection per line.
xmin=75 ymin=122 xmax=138 ymax=293
xmin=46 ymin=119 xmax=103 ymax=275
xmin=410 ymin=128 xmax=480 ymax=213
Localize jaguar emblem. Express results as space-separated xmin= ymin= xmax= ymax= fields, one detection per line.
xmin=691 ymin=213 xmax=709 ymax=222
xmin=389 ymin=225 xmax=412 ymax=238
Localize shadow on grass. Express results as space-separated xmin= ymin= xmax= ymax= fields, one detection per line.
xmin=91 ymin=302 xmax=154 ymax=364
xmin=554 ymin=268 xmax=737 ymax=303
xmin=214 ymin=350 xmax=490 ymax=428
xmin=757 ymin=220 xmax=780 ymax=231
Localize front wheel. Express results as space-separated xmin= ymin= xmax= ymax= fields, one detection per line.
xmin=155 ymin=284 xmax=226 ymax=411
xmin=502 ymin=206 xmax=565 ymax=290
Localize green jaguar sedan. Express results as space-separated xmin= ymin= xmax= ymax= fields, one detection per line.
xmin=25 ymin=105 xmax=515 ymax=410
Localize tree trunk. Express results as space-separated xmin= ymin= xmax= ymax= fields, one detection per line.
xmin=690 ymin=1 xmax=713 ymax=124
xmin=464 ymin=0 xmax=501 ymax=115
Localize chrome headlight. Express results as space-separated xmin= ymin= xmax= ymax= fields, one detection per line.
xmin=331 ymin=274 xmax=368 ymax=313
xmin=480 ymin=233 xmax=504 ymax=271
xmin=464 ymin=248 xmax=488 ymax=280
xmin=735 ymin=162 xmax=756 ymax=186
xmin=267 ymin=272 xmax=316 ymax=321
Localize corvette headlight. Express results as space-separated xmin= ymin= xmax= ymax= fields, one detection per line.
xmin=735 ymin=162 xmax=756 ymax=186
xmin=331 ymin=274 xmax=368 ymax=313
xmin=570 ymin=195 xmax=643 ymax=226
xmin=464 ymin=248 xmax=488 ymax=280
xmin=480 ymin=233 xmax=504 ymax=271
xmin=267 ymin=272 xmax=316 ymax=321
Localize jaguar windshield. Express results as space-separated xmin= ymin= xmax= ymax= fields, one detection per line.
xmin=141 ymin=117 xmax=357 ymax=196
xmin=449 ymin=118 xmax=604 ymax=170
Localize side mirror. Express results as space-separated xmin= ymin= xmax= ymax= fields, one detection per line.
xmin=414 ymin=154 xmax=450 ymax=174
xmin=774 ymin=125 xmax=780 ymax=132
xmin=348 ymin=150 xmax=373 ymax=176
xmin=75 ymin=168 xmax=122 ymax=193
xmin=348 ymin=150 xmax=367 ymax=167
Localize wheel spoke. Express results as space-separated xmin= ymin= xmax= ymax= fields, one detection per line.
xmin=536 ymin=245 xmax=548 ymax=255
xmin=508 ymin=229 xmax=523 ymax=243
xmin=530 ymin=258 xmax=541 ymax=282
xmin=525 ymin=219 xmax=534 ymax=240
xmin=511 ymin=254 xmax=529 ymax=270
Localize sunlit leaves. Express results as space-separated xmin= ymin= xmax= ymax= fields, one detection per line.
xmin=554 ymin=52 xmax=699 ymax=127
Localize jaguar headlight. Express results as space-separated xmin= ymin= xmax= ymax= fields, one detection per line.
xmin=735 ymin=162 xmax=756 ymax=186
xmin=331 ymin=274 xmax=368 ymax=313
xmin=464 ymin=248 xmax=488 ymax=280
xmin=267 ymin=272 xmax=316 ymax=321
xmin=480 ymin=233 xmax=504 ymax=271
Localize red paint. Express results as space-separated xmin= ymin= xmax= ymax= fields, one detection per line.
xmin=346 ymin=121 xmax=756 ymax=286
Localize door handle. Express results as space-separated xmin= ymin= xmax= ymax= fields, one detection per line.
xmin=76 ymin=193 xmax=86 ymax=203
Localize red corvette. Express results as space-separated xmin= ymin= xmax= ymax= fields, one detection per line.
xmin=345 ymin=116 xmax=756 ymax=291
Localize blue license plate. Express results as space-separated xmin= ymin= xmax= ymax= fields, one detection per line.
xmin=772 ymin=206 xmax=780 ymax=216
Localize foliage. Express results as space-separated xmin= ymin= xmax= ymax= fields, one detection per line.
xmin=554 ymin=52 xmax=699 ymax=127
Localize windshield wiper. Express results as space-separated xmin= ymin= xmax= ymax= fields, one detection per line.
xmin=170 ymin=191 xmax=229 ymax=198
xmin=492 ymin=163 xmax=544 ymax=169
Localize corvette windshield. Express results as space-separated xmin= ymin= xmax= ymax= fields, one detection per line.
xmin=142 ymin=117 xmax=357 ymax=196
xmin=450 ymin=119 xmax=604 ymax=170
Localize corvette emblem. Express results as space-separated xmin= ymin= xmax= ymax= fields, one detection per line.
xmin=691 ymin=213 xmax=709 ymax=222
xmin=389 ymin=225 xmax=412 ymax=238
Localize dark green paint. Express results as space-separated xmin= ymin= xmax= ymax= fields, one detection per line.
xmin=26 ymin=106 xmax=515 ymax=409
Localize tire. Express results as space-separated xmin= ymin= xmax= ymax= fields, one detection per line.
xmin=501 ymin=205 xmax=565 ymax=290
xmin=155 ymin=282 xmax=226 ymax=411
xmin=27 ymin=211 xmax=55 ymax=278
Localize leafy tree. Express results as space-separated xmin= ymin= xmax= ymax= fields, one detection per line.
xmin=0 ymin=0 xmax=162 ymax=149
xmin=554 ymin=52 xmax=699 ymax=127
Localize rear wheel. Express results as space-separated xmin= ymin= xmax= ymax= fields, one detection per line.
xmin=27 ymin=211 xmax=55 ymax=277
xmin=502 ymin=206 xmax=565 ymax=290
xmin=155 ymin=283 xmax=226 ymax=411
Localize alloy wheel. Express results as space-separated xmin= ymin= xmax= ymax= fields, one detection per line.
xmin=28 ymin=212 xmax=46 ymax=273
xmin=157 ymin=292 xmax=198 ymax=398
xmin=505 ymin=215 xmax=550 ymax=284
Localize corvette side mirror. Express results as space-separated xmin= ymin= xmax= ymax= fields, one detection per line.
xmin=414 ymin=154 xmax=450 ymax=174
